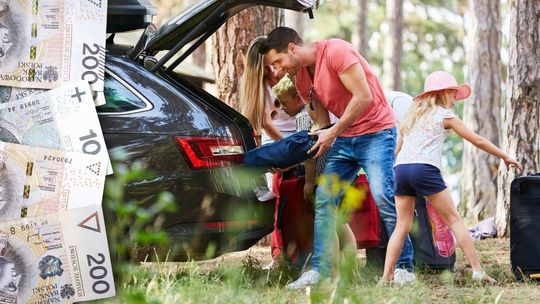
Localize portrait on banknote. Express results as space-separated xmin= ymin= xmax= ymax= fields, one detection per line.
xmin=0 ymin=0 xmax=26 ymax=70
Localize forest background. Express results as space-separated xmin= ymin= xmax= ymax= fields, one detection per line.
xmin=144 ymin=0 xmax=539 ymax=238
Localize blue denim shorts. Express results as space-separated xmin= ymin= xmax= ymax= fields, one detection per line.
xmin=394 ymin=163 xmax=447 ymax=197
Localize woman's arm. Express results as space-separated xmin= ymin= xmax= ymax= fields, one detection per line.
xmin=395 ymin=136 xmax=403 ymax=155
xmin=445 ymin=117 xmax=522 ymax=170
xmin=262 ymin=111 xmax=283 ymax=141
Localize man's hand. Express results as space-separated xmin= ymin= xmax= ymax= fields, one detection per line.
xmin=308 ymin=128 xmax=336 ymax=159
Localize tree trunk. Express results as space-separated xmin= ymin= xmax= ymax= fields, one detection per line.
xmin=382 ymin=0 xmax=403 ymax=91
xmin=460 ymin=0 xmax=501 ymax=221
xmin=211 ymin=7 xmax=280 ymax=111
xmin=496 ymin=0 xmax=540 ymax=237
xmin=356 ymin=0 xmax=368 ymax=57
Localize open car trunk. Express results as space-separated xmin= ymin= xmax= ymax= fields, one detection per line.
xmin=128 ymin=0 xmax=315 ymax=70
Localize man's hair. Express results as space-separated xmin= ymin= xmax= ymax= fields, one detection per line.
xmin=259 ymin=27 xmax=303 ymax=55
xmin=272 ymin=74 xmax=297 ymax=100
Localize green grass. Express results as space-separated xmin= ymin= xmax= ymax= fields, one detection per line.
xmin=96 ymin=238 xmax=539 ymax=304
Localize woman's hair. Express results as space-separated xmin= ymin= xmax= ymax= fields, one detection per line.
xmin=399 ymin=90 xmax=453 ymax=135
xmin=239 ymin=36 xmax=267 ymax=135
xmin=271 ymin=74 xmax=296 ymax=100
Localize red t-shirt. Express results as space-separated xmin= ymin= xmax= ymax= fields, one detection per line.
xmin=295 ymin=39 xmax=395 ymax=137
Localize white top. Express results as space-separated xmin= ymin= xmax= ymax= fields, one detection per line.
xmin=395 ymin=106 xmax=456 ymax=170
xmin=384 ymin=90 xmax=413 ymax=126
xmin=264 ymin=85 xmax=296 ymax=133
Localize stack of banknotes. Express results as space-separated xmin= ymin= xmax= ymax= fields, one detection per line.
xmin=0 ymin=0 xmax=116 ymax=303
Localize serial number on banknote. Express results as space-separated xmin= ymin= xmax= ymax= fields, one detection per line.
xmin=5 ymin=100 xmax=41 ymax=112
xmin=9 ymin=220 xmax=49 ymax=234
xmin=43 ymin=155 xmax=73 ymax=164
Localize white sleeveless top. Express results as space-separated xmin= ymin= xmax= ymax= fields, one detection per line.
xmin=395 ymin=106 xmax=456 ymax=170
xmin=264 ymin=85 xmax=296 ymax=132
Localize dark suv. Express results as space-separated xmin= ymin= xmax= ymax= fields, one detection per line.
xmin=101 ymin=0 xmax=314 ymax=260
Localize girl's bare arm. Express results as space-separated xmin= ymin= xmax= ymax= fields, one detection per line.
xmin=444 ymin=117 xmax=522 ymax=170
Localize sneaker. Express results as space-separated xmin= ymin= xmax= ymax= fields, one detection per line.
xmin=472 ymin=270 xmax=496 ymax=284
xmin=254 ymin=186 xmax=276 ymax=201
xmin=286 ymin=270 xmax=321 ymax=289
xmin=262 ymin=260 xmax=278 ymax=270
xmin=393 ymin=268 xmax=416 ymax=286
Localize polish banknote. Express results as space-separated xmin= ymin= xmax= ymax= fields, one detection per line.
xmin=0 ymin=81 xmax=111 ymax=173
xmin=0 ymin=85 xmax=107 ymax=107
xmin=0 ymin=141 xmax=107 ymax=222
xmin=0 ymin=0 xmax=107 ymax=96
xmin=0 ymin=205 xmax=115 ymax=303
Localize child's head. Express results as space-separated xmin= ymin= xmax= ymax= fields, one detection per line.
xmin=399 ymin=71 xmax=471 ymax=135
xmin=272 ymin=75 xmax=304 ymax=117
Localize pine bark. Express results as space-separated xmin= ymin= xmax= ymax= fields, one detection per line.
xmin=356 ymin=0 xmax=368 ymax=57
xmin=211 ymin=7 xmax=280 ymax=111
xmin=496 ymin=0 xmax=540 ymax=237
xmin=461 ymin=0 xmax=501 ymax=221
xmin=382 ymin=0 xmax=403 ymax=91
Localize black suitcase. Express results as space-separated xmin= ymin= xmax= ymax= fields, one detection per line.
xmin=510 ymin=173 xmax=540 ymax=281
xmin=410 ymin=196 xmax=456 ymax=270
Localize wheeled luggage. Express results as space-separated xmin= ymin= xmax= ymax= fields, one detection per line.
xmin=410 ymin=196 xmax=456 ymax=270
xmin=276 ymin=167 xmax=314 ymax=266
xmin=510 ymin=173 xmax=540 ymax=281
xmin=349 ymin=174 xmax=388 ymax=268
xmin=349 ymin=175 xmax=382 ymax=248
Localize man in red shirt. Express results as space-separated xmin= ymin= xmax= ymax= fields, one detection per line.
xmin=260 ymin=27 xmax=414 ymax=288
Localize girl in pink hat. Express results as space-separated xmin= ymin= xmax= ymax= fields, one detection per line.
xmin=380 ymin=71 xmax=522 ymax=284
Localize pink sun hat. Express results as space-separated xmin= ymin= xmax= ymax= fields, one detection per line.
xmin=414 ymin=71 xmax=471 ymax=101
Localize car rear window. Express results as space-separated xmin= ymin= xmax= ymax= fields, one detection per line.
xmin=97 ymin=73 xmax=147 ymax=113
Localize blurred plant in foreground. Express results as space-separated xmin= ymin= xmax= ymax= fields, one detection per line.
xmin=103 ymin=150 xmax=176 ymax=285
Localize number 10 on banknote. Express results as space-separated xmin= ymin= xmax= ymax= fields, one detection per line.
xmin=0 ymin=0 xmax=107 ymax=94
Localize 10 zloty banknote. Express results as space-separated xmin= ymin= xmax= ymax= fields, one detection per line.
xmin=0 ymin=205 xmax=115 ymax=303
xmin=0 ymin=141 xmax=107 ymax=222
xmin=0 ymin=81 xmax=111 ymax=174
xmin=0 ymin=0 xmax=107 ymax=103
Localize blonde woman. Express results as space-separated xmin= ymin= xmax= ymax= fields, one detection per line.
xmin=240 ymin=36 xmax=296 ymax=269
xmin=240 ymin=36 xmax=296 ymax=145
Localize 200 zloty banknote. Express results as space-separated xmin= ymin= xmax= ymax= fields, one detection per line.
xmin=0 ymin=205 xmax=115 ymax=303
xmin=0 ymin=0 xmax=107 ymax=101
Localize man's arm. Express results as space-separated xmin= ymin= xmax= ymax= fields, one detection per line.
xmin=308 ymin=62 xmax=373 ymax=158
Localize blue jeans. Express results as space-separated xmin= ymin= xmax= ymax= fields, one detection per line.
xmin=312 ymin=127 xmax=414 ymax=275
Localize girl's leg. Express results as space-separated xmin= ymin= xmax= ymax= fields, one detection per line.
xmin=426 ymin=189 xmax=481 ymax=271
xmin=382 ymin=195 xmax=415 ymax=282
xmin=338 ymin=223 xmax=357 ymax=252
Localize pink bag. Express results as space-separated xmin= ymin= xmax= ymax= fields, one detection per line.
xmin=426 ymin=200 xmax=456 ymax=257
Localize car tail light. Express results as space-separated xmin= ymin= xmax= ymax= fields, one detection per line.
xmin=174 ymin=136 xmax=244 ymax=169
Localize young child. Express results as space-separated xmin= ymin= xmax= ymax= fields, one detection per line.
xmin=381 ymin=71 xmax=522 ymax=284
xmin=272 ymin=75 xmax=357 ymax=274
xmin=271 ymin=74 xmax=332 ymax=202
